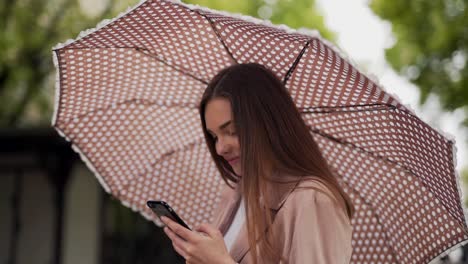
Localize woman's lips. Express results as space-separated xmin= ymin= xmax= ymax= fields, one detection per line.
xmin=228 ymin=157 xmax=239 ymax=165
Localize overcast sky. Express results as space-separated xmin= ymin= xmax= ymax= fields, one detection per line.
xmin=316 ymin=0 xmax=468 ymax=172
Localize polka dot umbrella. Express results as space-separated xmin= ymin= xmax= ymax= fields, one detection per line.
xmin=51 ymin=0 xmax=468 ymax=263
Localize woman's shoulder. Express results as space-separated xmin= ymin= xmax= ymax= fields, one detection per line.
xmin=279 ymin=176 xmax=352 ymax=227
xmin=285 ymin=176 xmax=344 ymax=209
xmin=275 ymin=177 xmax=353 ymax=264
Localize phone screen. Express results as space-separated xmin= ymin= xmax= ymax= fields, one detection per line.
xmin=147 ymin=201 xmax=191 ymax=230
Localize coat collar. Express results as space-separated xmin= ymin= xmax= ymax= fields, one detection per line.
xmin=213 ymin=170 xmax=302 ymax=214
xmin=212 ymin=171 xmax=308 ymax=262
xmin=262 ymin=171 xmax=303 ymax=210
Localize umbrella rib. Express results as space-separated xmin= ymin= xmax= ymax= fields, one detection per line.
xmin=300 ymin=103 xmax=396 ymax=114
xmin=322 ymin=128 xmax=466 ymax=262
xmin=53 ymin=46 xmax=143 ymax=51
xmin=304 ymin=103 xmax=444 ymax=154
xmin=135 ymin=47 xmax=209 ymax=85
xmin=55 ymin=46 xmax=209 ymax=84
xmin=338 ymin=177 xmax=402 ymax=263
xmin=56 ymin=98 xmax=197 ymax=126
xmin=311 ymin=126 xmax=465 ymax=229
xmin=301 ymin=102 xmax=448 ymax=145
xmin=309 ymin=127 xmax=419 ymax=176
xmin=194 ymin=11 xmax=238 ymax=64
xmin=283 ymin=40 xmax=310 ymax=85
xmin=118 ymin=138 xmax=205 ymax=193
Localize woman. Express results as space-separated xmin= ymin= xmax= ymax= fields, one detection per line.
xmin=161 ymin=63 xmax=354 ymax=264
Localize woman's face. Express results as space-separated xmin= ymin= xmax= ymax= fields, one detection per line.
xmin=205 ymin=98 xmax=241 ymax=175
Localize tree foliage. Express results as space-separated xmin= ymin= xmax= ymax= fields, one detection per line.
xmin=0 ymin=0 xmax=139 ymax=127
xmin=370 ymin=0 xmax=468 ymax=123
xmin=0 ymin=0 xmax=333 ymax=127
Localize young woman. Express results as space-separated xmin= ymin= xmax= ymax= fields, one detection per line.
xmin=161 ymin=63 xmax=354 ymax=264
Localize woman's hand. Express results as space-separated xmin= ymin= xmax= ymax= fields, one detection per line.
xmin=161 ymin=216 xmax=236 ymax=264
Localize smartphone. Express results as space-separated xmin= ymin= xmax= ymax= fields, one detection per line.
xmin=147 ymin=200 xmax=191 ymax=230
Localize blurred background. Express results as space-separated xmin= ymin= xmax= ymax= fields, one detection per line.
xmin=0 ymin=0 xmax=467 ymax=263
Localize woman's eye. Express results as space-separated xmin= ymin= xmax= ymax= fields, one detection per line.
xmin=210 ymin=131 xmax=235 ymax=141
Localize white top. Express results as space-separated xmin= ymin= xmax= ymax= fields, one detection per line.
xmin=223 ymin=197 xmax=246 ymax=252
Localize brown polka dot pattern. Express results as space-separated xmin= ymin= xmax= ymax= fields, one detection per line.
xmin=314 ymin=129 xmax=467 ymax=263
xmin=52 ymin=0 xmax=467 ymax=262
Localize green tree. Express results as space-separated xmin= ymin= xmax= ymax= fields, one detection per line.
xmin=369 ymin=0 xmax=468 ymax=123
xmin=0 ymin=0 xmax=139 ymax=127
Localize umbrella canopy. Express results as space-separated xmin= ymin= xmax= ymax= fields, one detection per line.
xmin=52 ymin=0 xmax=468 ymax=263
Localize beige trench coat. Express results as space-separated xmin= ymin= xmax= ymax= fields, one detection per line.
xmin=211 ymin=175 xmax=353 ymax=264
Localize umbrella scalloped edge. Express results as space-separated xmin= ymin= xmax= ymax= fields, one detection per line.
xmin=50 ymin=0 xmax=468 ymax=249
xmin=51 ymin=0 xmax=419 ymax=119
xmin=171 ymin=1 xmax=468 ymax=164
xmin=428 ymin=139 xmax=468 ymax=263
xmin=50 ymin=0 xmax=463 ymax=162
xmin=168 ymin=0 xmax=424 ymax=118
xmin=52 ymin=125 xmax=111 ymax=193
xmin=165 ymin=0 xmax=468 ymax=234
xmin=428 ymin=238 xmax=468 ymax=264
xmin=52 ymin=46 xmax=172 ymax=227
xmin=50 ymin=0 xmax=464 ymax=142
xmin=51 ymin=50 xmax=60 ymax=126
xmin=51 ymin=0 xmax=150 ymax=51
xmin=53 ymin=123 xmax=166 ymax=228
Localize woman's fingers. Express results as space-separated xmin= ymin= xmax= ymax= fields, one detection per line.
xmin=161 ymin=216 xmax=197 ymax=242
xmin=195 ymin=223 xmax=221 ymax=238
xmin=164 ymin=219 xmax=232 ymax=264
xmin=164 ymin=226 xmax=190 ymax=256
xmin=172 ymin=240 xmax=187 ymax=259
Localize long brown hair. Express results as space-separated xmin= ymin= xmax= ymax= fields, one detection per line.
xmin=199 ymin=63 xmax=354 ymax=263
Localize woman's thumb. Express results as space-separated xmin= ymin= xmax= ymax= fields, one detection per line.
xmin=195 ymin=223 xmax=220 ymax=238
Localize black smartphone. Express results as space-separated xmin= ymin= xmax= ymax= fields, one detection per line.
xmin=147 ymin=200 xmax=191 ymax=230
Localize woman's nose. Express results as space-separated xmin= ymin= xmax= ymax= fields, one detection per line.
xmin=216 ymin=138 xmax=230 ymax=155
